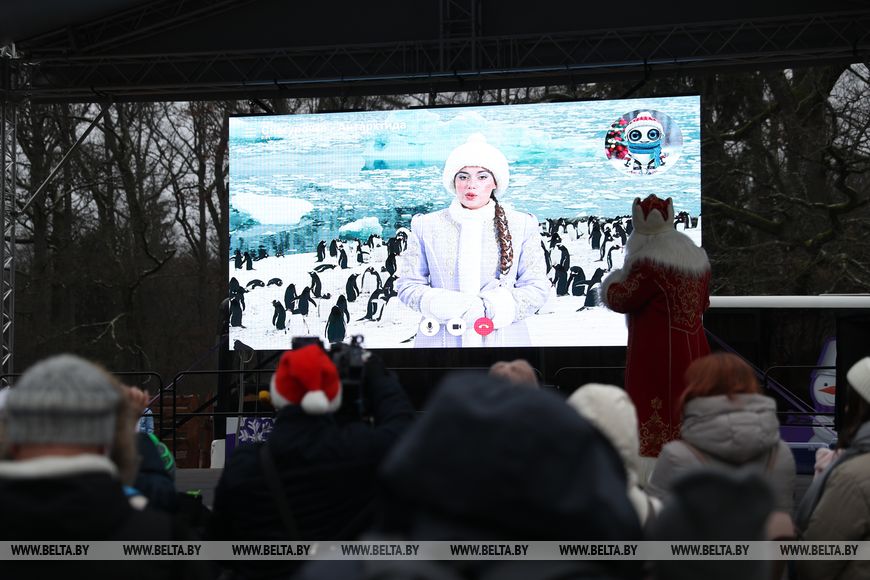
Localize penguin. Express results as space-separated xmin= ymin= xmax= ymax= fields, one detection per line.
xmin=569 ymin=266 xmax=586 ymax=296
xmin=309 ymin=271 xmax=325 ymax=298
xmin=290 ymin=287 xmax=317 ymax=316
xmin=356 ymin=246 xmax=367 ymax=264
xmin=329 ymin=239 xmax=338 ymax=258
xmin=272 ymin=300 xmax=286 ymax=330
xmin=313 ymin=263 xmax=336 ymax=273
xmin=614 ymin=221 xmax=627 ymax=245
xmin=358 ymin=288 xmax=385 ymax=321
xmin=626 ymin=218 xmax=633 ymax=236
xmin=557 ymin=244 xmax=570 ymax=270
xmin=233 ymin=249 xmax=243 ymax=270
xmin=283 ymin=283 xmax=298 ymax=311
xmin=590 ymin=221 xmax=601 ymax=250
xmin=552 ymin=264 xmax=570 ymax=297
xmin=338 ymin=247 xmax=349 ymax=269
xmin=316 ymin=240 xmax=327 ymax=262
xmin=382 ymin=274 xmax=398 ymax=299
xmin=396 ymin=228 xmax=409 ymax=251
xmin=346 ymin=273 xmax=361 ymax=302
xmin=541 ymin=240 xmax=552 ymax=274
xmin=336 ymin=294 xmax=350 ymax=323
xmin=244 ymin=251 xmax=254 ymax=270
xmin=548 ymin=230 xmax=562 ymax=249
xmin=366 ymin=234 xmax=378 ymax=249
xmin=246 ymin=279 xmax=265 ymax=289
xmin=325 ymin=305 xmax=347 ymax=344
xmin=387 ymin=236 xmax=402 ymax=256
xmin=577 ymin=287 xmax=600 ymax=312
xmin=229 ymin=276 xmax=242 ymax=295
xmin=230 ymin=296 xmax=244 ymax=327
xmin=361 ymin=266 xmax=382 ymax=292
xmin=267 ymin=277 xmax=283 ymax=287
xmin=606 ymin=244 xmax=622 ymax=272
xmin=587 ymin=267 xmax=605 ymax=289
xmin=566 ymin=217 xmax=582 ymax=239
xmin=598 ymin=228 xmax=614 ymax=262
xmin=382 ymin=250 xmax=397 ymax=276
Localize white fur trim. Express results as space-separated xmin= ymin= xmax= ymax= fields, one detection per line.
xmin=0 ymin=454 xmax=118 ymax=479
xmin=480 ymin=287 xmax=516 ymax=329
xmin=631 ymin=196 xmax=674 ymax=235
xmin=270 ymin=373 xmax=291 ymax=409
xmin=623 ymin=230 xmax=710 ymax=275
xmin=300 ymin=388 xmax=342 ymax=415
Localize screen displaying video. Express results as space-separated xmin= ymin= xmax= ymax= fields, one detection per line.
xmin=228 ymin=95 xmax=701 ymax=350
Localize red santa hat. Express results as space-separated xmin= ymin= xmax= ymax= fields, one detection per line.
xmin=270 ymin=344 xmax=342 ymax=414
xmin=625 ymin=111 xmax=664 ymax=140
xmin=631 ymin=194 xmax=674 ymax=235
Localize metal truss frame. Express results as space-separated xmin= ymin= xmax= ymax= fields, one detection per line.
xmin=9 ymin=9 xmax=870 ymax=103
xmin=0 ymin=48 xmax=18 ymax=385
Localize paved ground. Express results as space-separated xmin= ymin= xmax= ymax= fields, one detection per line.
xmin=177 ymin=468 xmax=814 ymax=512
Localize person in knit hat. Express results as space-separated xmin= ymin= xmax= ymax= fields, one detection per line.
xmin=797 ymin=356 xmax=870 ymax=580
xmin=0 ymin=354 xmax=210 ymax=579
xmin=567 ymin=383 xmax=661 ymax=528
xmin=211 ymin=344 xmax=415 ymax=580
xmin=601 ymin=194 xmax=711 ymax=456
xmin=396 ymin=133 xmax=550 ymax=348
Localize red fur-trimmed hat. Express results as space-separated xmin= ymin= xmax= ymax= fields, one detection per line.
xmin=631 ymin=194 xmax=674 ymax=235
xmin=270 ymin=344 xmax=342 ymax=414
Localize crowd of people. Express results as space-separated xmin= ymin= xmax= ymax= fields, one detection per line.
xmin=1 ymin=349 xmax=869 ymax=579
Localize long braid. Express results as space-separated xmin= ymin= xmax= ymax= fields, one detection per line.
xmin=491 ymin=194 xmax=513 ymax=276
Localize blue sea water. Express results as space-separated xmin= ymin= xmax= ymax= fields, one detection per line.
xmin=229 ymin=96 xmax=700 ymax=254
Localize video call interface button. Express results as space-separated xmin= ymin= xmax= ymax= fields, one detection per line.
xmin=445 ymin=318 xmax=466 ymax=336
xmin=473 ymin=316 xmax=494 ymax=336
xmin=419 ymin=317 xmax=440 ymax=337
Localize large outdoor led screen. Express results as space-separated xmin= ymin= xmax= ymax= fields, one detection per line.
xmin=228 ymin=95 xmax=701 ymax=350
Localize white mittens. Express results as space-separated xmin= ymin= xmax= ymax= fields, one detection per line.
xmin=421 ymin=288 xmax=480 ymax=322
xmin=479 ymin=287 xmax=517 ymax=329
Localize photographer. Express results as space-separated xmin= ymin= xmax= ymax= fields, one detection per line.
xmin=210 ymin=342 xmax=414 ymax=579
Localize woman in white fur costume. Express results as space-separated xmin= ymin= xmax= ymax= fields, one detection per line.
xmin=601 ymin=194 xmax=711 ymax=457
xmin=396 ymin=134 xmax=550 ymax=347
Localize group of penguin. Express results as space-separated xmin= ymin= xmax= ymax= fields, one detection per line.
xmin=538 ymin=215 xmax=627 ymax=310
xmin=228 ymin=210 xmax=700 ymax=345
xmin=228 ymin=231 xmax=409 ymax=345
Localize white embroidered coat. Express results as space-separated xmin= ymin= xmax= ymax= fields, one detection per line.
xmin=396 ymin=203 xmax=550 ymax=347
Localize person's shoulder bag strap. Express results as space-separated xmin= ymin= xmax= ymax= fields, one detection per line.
xmin=259 ymin=442 xmax=301 ymax=539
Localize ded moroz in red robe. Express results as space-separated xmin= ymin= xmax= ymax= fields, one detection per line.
xmin=602 ymin=195 xmax=711 ymax=457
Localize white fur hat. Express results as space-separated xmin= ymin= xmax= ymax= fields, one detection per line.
xmin=631 ymin=194 xmax=674 ymax=235
xmin=567 ymin=383 xmax=640 ymax=475
xmin=847 ymin=357 xmax=870 ymax=404
xmin=442 ymin=133 xmax=510 ymax=197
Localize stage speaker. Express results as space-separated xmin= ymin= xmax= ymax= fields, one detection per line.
xmin=835 ymin=313 xmax=870 ymax=434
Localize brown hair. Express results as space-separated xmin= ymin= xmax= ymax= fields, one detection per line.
xmin=679 ymin=352 xmax=761 ymax=411
xmin=491 ymin=194 xmax=513 ymax=276
xmin=489 ymin=359 xmax=539 ymax=387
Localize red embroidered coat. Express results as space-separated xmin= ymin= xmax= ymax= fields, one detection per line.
xmin=604 ymin=260 xmax=711 ymax=456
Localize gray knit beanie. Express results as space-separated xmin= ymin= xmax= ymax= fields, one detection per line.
xmin=4 ymin=354 xmax=121 ymax=446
